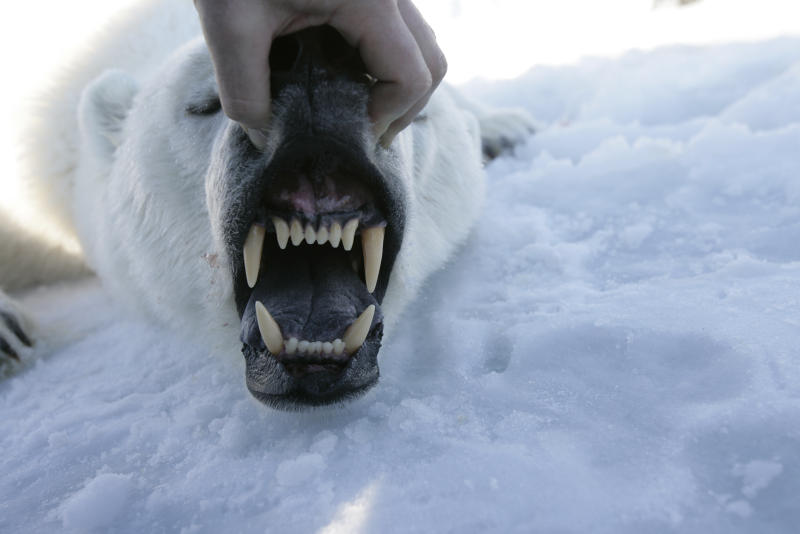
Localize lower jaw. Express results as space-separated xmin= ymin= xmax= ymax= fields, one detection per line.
xmin=242 ymin=326 xmax=383 ymax=409
xmin=247 ymin=374 xmax=379 ymax=409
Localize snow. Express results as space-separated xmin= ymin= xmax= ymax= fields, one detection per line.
xmin=59 ymin=473 xmax=134 ymax=530
xmin=3 ymin=2 xmax=800 ymax=533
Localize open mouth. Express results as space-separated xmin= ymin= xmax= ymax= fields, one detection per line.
xmin=230 ymin=136 xmax=404 ymax=407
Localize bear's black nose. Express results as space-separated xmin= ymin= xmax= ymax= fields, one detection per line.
xmin=269 ymin=26 xmax=370 ymax=99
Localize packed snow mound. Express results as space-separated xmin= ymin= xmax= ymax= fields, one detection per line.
xmin=3 ymin=37 xmax=800 ymax=533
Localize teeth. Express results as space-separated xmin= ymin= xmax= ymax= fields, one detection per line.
xmin=280 ymin=337 xmax=349 ymax=357
xmin=316 ymin=226 xmax=329 ymax=245
xmin=279 ymin=218 xmax=368 ymax=251
xmin=361 ymin=226 xmax=384 ymax=293
xmin=290 ymin=219 xmax=304 ymax=246
xmin=255 ymin=301 xmax=284 ymax=355
xmin=243 ymin=224 xmax=266 ymax=288
xmin=329 ymin=222 xmax=342 ymax=248
xmin=272 ymin=217 xmax=289 ymax=249
xmin=304 ymin=223 xmax=316 ymax=245
xmin=343 ymin=304 xmax=375 ymax=355
xmin=251 ymin=216 xmax=382 ymax=359
xmin=342 ymin=219 xmax=359 ymax=251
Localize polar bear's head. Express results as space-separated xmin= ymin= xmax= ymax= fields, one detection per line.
xmin=76 ymin=27 xmax=483 ymax=410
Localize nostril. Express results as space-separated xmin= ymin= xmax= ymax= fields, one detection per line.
xmin=268 ymin=26 xmax=371 ymax=98
xmin=318 ymin=26 xmax=352 ymax=64
xmin=270 ymin=34 xmax=302 ymax=74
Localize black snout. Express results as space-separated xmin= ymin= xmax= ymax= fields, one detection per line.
xmin=219 ymin=25 xmax=408 ymax=410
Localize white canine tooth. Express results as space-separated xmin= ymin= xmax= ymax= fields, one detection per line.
xmin=243 ymin=224 xmax=266 ymax=288
xmin=255 ymin=301 xmax=284 ymax=355
xmin=304 ymin=223 xmax=316 ymax=245
xmin=290 ymin=219 xmax=304 ymax=246
xmin=361 ymin=226 xmax=385 ymax=293
xmin=342 ymin=219 xmax=359 ymax=251
xmin=333 ymin=339 xmax=345 ymax=355
xmin=329 ymin=222 xmax=342 ymax=248
xmin=272 ymin=217 xmax=289 ymax=249
xmin=343 ymin=304 xmax=375 ymax=355
xmin=316 ymin=226 xmax=329 ymax=245
xmin=322 ymin=342 xmax=333 ymax=354
xmin=286 ymin=337 xmax=298 ymax=355
xmin=298 ymin=340 xmax=310 ymax=354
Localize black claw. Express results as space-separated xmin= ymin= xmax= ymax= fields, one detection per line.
xmin=0 ymin=337 xmax=20 ymax=361
xmin=1 ymin=312 xmax=32 ymax=347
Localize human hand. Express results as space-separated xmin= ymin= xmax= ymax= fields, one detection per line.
xmin=194 ymin=0 xmax=447 ymax=147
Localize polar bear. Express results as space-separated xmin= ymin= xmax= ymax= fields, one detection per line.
xmin=0 ymin=0 xmax=532 ymax=408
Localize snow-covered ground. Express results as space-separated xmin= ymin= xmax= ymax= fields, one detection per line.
xmin=3 ymin=2 xmax=800 ymax=533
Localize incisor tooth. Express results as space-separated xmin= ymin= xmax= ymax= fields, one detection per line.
xmin=329 ymin=222 xmax=342 ymax=248
xmin=343 ymin=304 xmax=375 ymax=354
xmin=333 ymin=339 xmax=345 ymax=355
xmin=255 ymin=301 xmax=284 ymax=354
xmin=316 ymin=226 xmax=329 ymax=245
xmin=304 ymin=223 xmax=316 ymax=244
xmin=322 ymin=342 xmax=333 ymax=354
xmin=286 ymin=337 xmax=298 ymax=355
xmin=272 ymin=217 xmax=289 ymax=249
xmin=362 ymin=226 xmax=384 ymax=293
xmin=243 ymin=224 xmax=266 ymax=288
xmin=290 ymin=219 xmax=304 ymax=246
xmin=342 ymin=219 xmax=359 ymax=251
xmin=298 ymin=340 xmax=310 ymax=354
xmin=312 ymin=341 xmax=322 ymax=354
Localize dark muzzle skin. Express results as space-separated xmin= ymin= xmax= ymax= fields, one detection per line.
xmin=217 ymin=26 xmax=407 ymax=410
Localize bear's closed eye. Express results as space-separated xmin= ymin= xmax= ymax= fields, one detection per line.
xmin=186 ymin=97 xmax=221 ymax=116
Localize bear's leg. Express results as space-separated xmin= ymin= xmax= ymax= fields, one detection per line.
xmin=0 ymin=210 xmax=88 ymax=374
xmin=0 ymin=210 xmax=88 ymax=292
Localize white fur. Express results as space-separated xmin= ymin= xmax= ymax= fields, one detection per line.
xmin=0 ymin=0 xmax=531 ymax=365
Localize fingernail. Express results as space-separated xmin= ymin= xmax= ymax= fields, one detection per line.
xmin=378 ymin=132 xmax=396 ymax=149
xmin=244 ymin=127 xmax=268 ymax=151
xmin=377 ymin=122 xmax=398 ymax=148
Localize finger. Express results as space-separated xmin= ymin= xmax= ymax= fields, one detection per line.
xmin=380 ymin=0 xmax=447 ymax=146
xmin=195 ymin=0 xmax=279 ymax=130
xmin=332 ymin=0 xmax=432 ymax=140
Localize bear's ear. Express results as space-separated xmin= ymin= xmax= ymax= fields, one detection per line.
xmin=78 ymin=69 xmax=139 ymax=159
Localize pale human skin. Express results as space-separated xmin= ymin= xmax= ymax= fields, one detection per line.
xmin=194 ymin=0 xmax=447 ymax=147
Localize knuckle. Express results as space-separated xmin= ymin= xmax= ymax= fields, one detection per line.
xmin=406 ymin=68 xmax=433 ymax=98
xmin=431 ymin=51 xmax=448 ymax=82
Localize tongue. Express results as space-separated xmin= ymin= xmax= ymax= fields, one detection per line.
xmin=240 ymin=247 xmax=377 ymax=350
